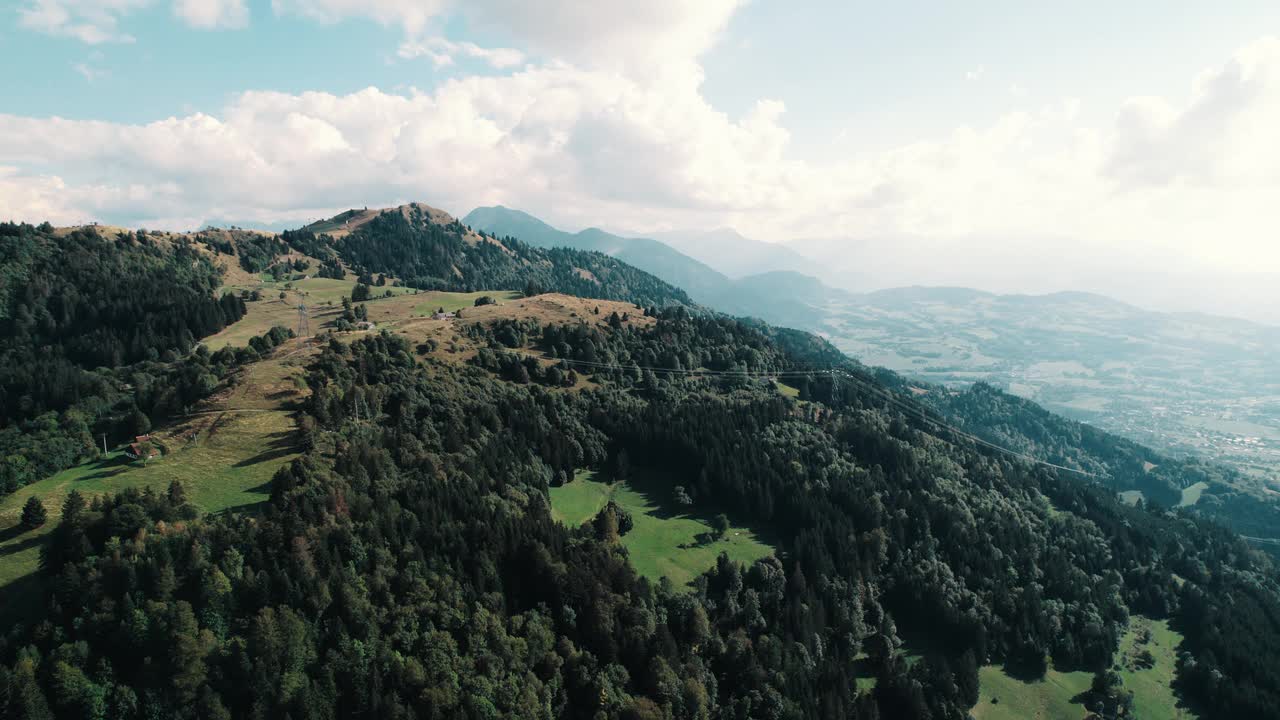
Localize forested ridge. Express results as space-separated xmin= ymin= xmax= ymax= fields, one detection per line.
xmin=0 ymin=222 xmax=247 ymax=496
xmin=2 ymin=215 xmax=1279 ymax=719
xmin=897 ymin=375 xmax=1280 ymax=545
xmin=305 ymin=205 xmax=691 ymax=308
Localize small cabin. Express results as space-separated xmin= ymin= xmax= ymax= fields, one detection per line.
xmin=431 ymin=311 xmax=456 ymax=320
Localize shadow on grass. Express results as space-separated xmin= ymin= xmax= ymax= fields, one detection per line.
xmin=678 ymin=531 xmax=721 ymax=549
xmin=0 ymin=533 xmax=45 ymax=559
xmin=245 ymin=478 xmax=276 ymax=494
xmin=0 ymin=523 xmax=34 ymax=543
xmin=81 ymin=467 xmax=130 ymax=482
xmin=209 ymin=498 xmax=270 ymax=517
xmin=69 ymin=453 xmax=133 ymax=482
xmin=232 ymin=431 xmax=298 ymax=468
xmin=617 ymin=469 xmax=690 ymax=521
xmin=613 ymin=466 xmax=779 ymax=552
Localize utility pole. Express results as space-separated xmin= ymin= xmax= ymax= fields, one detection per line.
xmin=297 ymin=303 xmax=310 ymax=337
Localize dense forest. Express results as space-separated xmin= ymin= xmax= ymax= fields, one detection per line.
xmin=903 ymin=376 xmax=1280 ymax=544
xmin=2 ymin=217 xmax=1279 ymax=719
xmin=0 ymin=223 xmax=248 ymax=497
xmin=4 ymin=298 xmax=1279 ymax=718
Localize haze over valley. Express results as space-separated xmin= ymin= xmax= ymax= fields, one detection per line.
xmin=469 ymin=206 xmax=1280 ymax=492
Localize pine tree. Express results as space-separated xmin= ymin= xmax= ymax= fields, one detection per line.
xmin=21 ymin=496 xmax=47 ymax=528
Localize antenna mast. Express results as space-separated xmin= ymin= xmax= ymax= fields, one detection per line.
xmin=297 ymin=303 xmax=310 ymax=336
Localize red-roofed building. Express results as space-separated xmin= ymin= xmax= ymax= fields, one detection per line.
xmin=126 ymin=438 xmax=159 ymax=461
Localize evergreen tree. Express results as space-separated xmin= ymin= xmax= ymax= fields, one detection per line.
xmin=21 ymin=496 xmax=47 ymax=528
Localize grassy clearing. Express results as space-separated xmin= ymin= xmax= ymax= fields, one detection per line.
xmin=413 ymin=289 xmax=522 ymax=316
xmin=250 ymin=277 xmax=417 ymax=305
xmin=549 ymin=469 xmax=774 ymax=587
xmin=0 ymin=411 xmax=297 ymax=588
xmin=971 ymin=616 xmax=1197 ymax=720
xmin=205 ymin=298 xmax=302 ymax=350
xmin=1117 ymin=618 xmax=1197 ymax=719
xmin=1119 ymin=490 xmax=1145 ymax=506
xmin=777 ymin=381 xmax=801 ymax=398
xmin=207 ymin=287 xmax=517 ymax=352
xmin=1178 ymin=481 xmax=1208 ymax=507
xmin=853 ymin=648 xmax=924 ymax=692
xmin=549 ymin=469 xmax=615 ymax=526
xmin=0 ymin=350 xmax=308 ymax=622
xmin=971 ymin=664 xmax=1093 ymax=720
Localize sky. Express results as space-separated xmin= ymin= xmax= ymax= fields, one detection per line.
xmin=2 ymin=1 xmax=1280 ymax=321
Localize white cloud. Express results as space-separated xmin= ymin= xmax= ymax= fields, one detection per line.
xmin=2 ymin=26 xmax=1279 ymax=317
xmin=19 ymin=0 xmax=249 ymax=40
xmin=966 ymin=66 xmax=984 ymax=81
xmin=19 ymin=0 xmax=149 ymax=43
xmin=273 ymin=0 xmax=741 ymax=77
xmin=1105 ymin=37 xmax=1280 ymax=187
xmin=173 ymin=0 xmax=248 ymax=29
xmin=397 ymin=37 xmax=524 ymax=70
xmin=0 ymin=65 xmax=792 ymax=229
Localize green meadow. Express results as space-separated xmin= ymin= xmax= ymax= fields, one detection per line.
xmin=971 ymin=616 xmax=1197 ymax=720
xmin=0 ymin=408 xmax=299 ymax=622
xmin=550 ymin=469 xmax=774 ymax=586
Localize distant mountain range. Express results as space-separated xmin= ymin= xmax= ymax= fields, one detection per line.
xmin=463 ymin=205 xmax=1280 ymax=487
xmin=463 ymin=207 xmax=728 ymax=300
xmin=464 ymin=206 xmax=840 ymax=322
xmin=645 ymin=227 xmax=820 ymax=279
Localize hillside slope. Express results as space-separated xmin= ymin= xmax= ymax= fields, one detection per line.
xmin=310 ymin=203 xmax=691 ymax=308
xmin=1 ymin=213 xmax=1277 ymax=719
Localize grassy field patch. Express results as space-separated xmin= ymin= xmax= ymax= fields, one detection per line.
xmin=208 ymin=287 xmax=519 ymax=351
xmin=0 ymin=350 xmax=308 ymax=618
xmin=549 ymin=469 xmax=774 ymax=586
xmin=1117 ymin=618 xmax=1198 ymax=719
xmin=971 ymin=664 xmax=1093 ymax=720
xmin=971 ymin=616 xmax=1197 ymax=720
xmin=413 ymin=289 xmax=522 ymax=316
xmin=1119 ymin=490 xmax=1145 ymax=505
xmin=777 ymin=381 xmax=801 ymax=398
xmin=1178 ymin=481 xmax=1208 ymax=507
